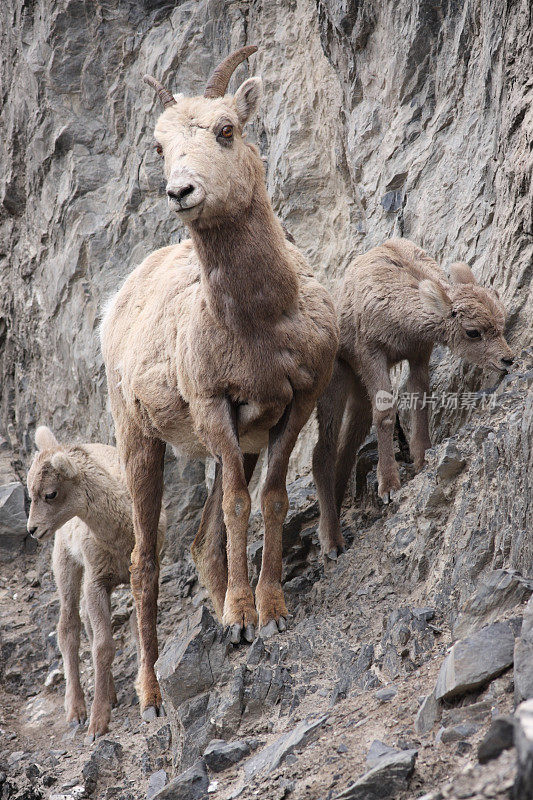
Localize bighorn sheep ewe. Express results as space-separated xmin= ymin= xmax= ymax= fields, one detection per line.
xmin=26 ymin=426 xmax=165 ymax=741
xmin=313 ymin=238 xmax=513 ymax=556
xmin=100 ymin=46 xmax=338 ymax=719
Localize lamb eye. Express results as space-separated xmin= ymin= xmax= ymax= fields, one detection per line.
xmin=45 ymin=490 xmax=57 ymax=501
xmin=219 ymin=125 xmax=233 ymax=139
xmin=155 ymin=144 xmax=163 ymax=156
xmin=466 ymin=329 xmax=481 ymax=339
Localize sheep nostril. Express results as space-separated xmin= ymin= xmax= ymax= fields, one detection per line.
xmin=167 ymin=184 xmax=195 ymax=202
xmin=501 ymin=357 xmax=514 ymax=367
xmin=28 ymin=526 xmax=37 ymax=536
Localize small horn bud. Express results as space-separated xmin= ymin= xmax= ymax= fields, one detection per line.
xmin=143 ymin=74 xmax=176 ymax=108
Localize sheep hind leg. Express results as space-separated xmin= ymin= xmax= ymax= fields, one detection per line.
xmin=257 ymin=393 xmax=316 ymax=632
xmin=123 ymin=433 xmax=166 ymax=721
xmin=191 ymin=453 xmax=258 ymax=622
xmin=84 ymin=575 xmax=116 ymax=743
xmin=312 ymin=359 xmax=352 ymax=561
xmin=361 ymin=353 xmax=400 ymax=503
xmin=334 ymin=375 xmax=373 ymax=516
xmin=53 ymin=536 xmax=86 ymax=727
xmin=407 ymin=353 xmax=432 ymax=471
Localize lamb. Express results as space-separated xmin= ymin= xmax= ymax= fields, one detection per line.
xmin=100 ymin=46 xmax=339 ymax=720
xmin=312 ymin=238 xmax=514 ymax=557
xmin=26 ymin=426 xmax=165 ymax=741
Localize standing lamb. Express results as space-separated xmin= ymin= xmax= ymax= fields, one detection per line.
xmin=26 ymin=426 xmax=165 ymax=742
xmin=313 ymin=238 xmax=514 ymax=557
xmin=100 ymin=46 xmax=339 ymax=720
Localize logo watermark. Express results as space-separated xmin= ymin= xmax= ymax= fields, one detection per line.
xmin=374 ymin=390 xmax=497 ymax=411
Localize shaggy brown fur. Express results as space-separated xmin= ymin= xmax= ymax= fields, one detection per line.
xmin=313 ymin=238 xmax=513 ymax=557
xmin=26 ymin=427 xmax=165 ymax=741
xmin=100 ymin=51 xmax=339 ymax=719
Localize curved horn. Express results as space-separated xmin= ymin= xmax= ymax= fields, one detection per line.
xmin=143 ymin=74 xmax=176 ymax=108
xmin=204 ymin=45 xmax=258 ymax=99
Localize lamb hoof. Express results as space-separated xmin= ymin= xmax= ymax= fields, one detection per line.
xmin=277 ymin=616 xmax=287 ymax=632
xmin=380 ymin=491 xmax=391 ymax=505
xmin=142 ymin=705 xmax=158 ymax=723
xmin=244 ymin=625 xmax=256 ymax=643
xmin=229 ymin=624 xmax=242 ymax=644
xmin=84 ymin=733 xmax=96 ymax=746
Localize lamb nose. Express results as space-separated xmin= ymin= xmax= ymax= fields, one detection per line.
xmin=167 ymin=184 xmax=195 ymax=202
xmin=501 ymin=357 xmax=514 ymax=367
xmin=28 ymin=526 xmax=37 ymax=536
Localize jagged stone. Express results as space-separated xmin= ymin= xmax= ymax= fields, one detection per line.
xmin=435 ymin=623 xmax=515 ymax=700
xmin=477 ymin=717 xmax=514 ymax=764
xmin=438 ymin=723 xmax=479 ymax=744
xmin=415 ymin=692 xmax=440 ymax=736
xmin=454 ymin=570 xmax=533 ymax=638
xmin=335 ymin=749 xmax=417 ymax=799
xmin=146 ymin=770 xmax=167 ymax=800
xmin=244 ymin=716 xmax=328 ymax=780
xmin=514 ymin=700 xmax=533 ymax=800
xmin=203 ymin=740 xmax=250 ymax=772
xmin=151 ymin=761 xmax=208 ymax=800
xmin=515 ymin=595 xmax=533 ymax=704
xmin=0 ymin=482 xmax=27 ymax=553
xmin=436 ymin=441 xmax=466 ymax=481
xmin=366 ymin=740 xmax=399 ymax=769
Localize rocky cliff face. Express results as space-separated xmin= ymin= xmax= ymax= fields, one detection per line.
xmin=0 ymin=2 xmax=532 ymax=799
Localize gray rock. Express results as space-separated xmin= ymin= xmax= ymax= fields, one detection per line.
xmin=335 ymin=749 xmax=417 ymax=799
xmin=203 ymin=740 xmax=250 ymax=772
xmin=375 ymin=686 xmax=397 ymax=703
xmin=514 ymin=700 xmax=533 ymax=800
xmin=147 ymin=770 xmax=167 ymax=800
xmin=477 ymin=717 xmax=514 ymax=764
xmin=436 ymin=441 xmax=466 ymax=482
xmin=515 ymin=594 xmax=533 ymax=704
xmin=0 ymin=482 xmax=27 ymax=551
xmin=244 ymin=715 xmax=328 ymax=780
xmin=415 ymin=692 xmax=440 ymax=736
xmin=156 ymin=606 xmax=228 ymax=709
xmin=441 ymin=699 xmax=494 ymax=727
xmin=438 ymin=723 xmax=479 ymax=744
xmin=152 ymin=761 xmax=208 ymax=800
xmin=435 ymin=623 xmax=515 ymax=701
xmin=454 ymin=570 xmax=533 ymax=638
xmin=366 ymin=740 xmax=399 ymax=769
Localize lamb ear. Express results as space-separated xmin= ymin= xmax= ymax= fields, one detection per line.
xmin=35 ymin=426 xmax=59 ymax=451
xmin=51 ymin=452 xmax=77 ymax=479
xmin=449 ymin=262 xmax=477 ymax=285
xmin=419 ymin=279 xmax=452 ymax=318
xmin=234 ymin=77 xmax=262 ymax=126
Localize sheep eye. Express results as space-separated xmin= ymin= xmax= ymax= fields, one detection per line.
xmin=155 ymin=144 xmax=163 ymax=156
xmin=219 ymin=125 xmax=234 ymax=140
xmin=466 ymin=329 xmax=481 ymax=339
xmin=45 ymin=490 xmax=57 ymax=501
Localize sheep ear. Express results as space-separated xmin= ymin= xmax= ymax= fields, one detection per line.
xmin=35 ymin=426 xmax=59 ymax=451
xmin=51 ymin=452 xmax=77 ymax=479
xmin=449 ymin=262 xmax=476 ymax=285
xmin=419 ymin=279 xmax=452 ymax=318
xmin=234 ymin=77 xmax=262 ymax=126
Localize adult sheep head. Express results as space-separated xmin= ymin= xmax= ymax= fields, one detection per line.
xmin=144 ymin=46 xmax=262 ymax=226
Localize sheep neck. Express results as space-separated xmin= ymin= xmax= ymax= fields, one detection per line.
xmin=189 ymin=185 xmax=299 ymax=332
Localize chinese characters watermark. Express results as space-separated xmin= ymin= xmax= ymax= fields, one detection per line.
xmin=375 ymin=389 xmax=497 ymax=412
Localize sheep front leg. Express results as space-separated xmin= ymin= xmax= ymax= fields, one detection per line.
xmin=361 ymin=352 xmax=400 ymax=503
xmin=124 ymin=434 xmax=166 ymax=721
xmin=257 ymin=394 xmax=315 ymax=632
xmin=191 ymin=396 xmax=256 ymax=643
xmin=84 ymin=574 xmax=116 ymax=742
xmin=312 ymin=360 xmax=351 ymax=560
xmin=407 ymin=353 xmax=433 ymax=471
xmin=52 ymin=536 xmax=86 ymax=726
